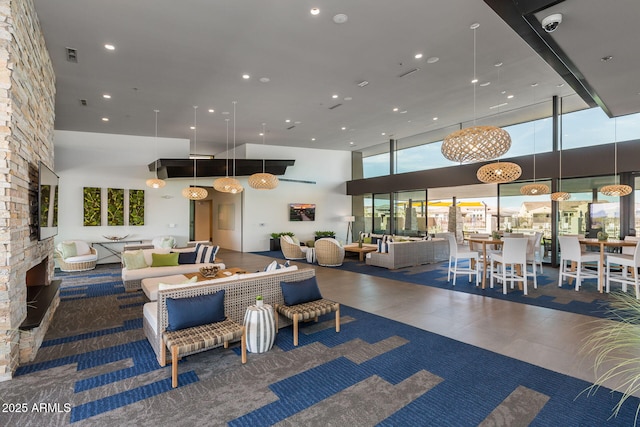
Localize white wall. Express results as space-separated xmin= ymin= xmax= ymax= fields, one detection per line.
xmin=53 ymin=131 xmax=353 ymax=257
xmin=54 ymin=131 xmax=193 ymax=262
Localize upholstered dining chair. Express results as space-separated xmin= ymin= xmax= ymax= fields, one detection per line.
xmin=606 ymin=240 xmax=640 ymax=298
xmin=314 ymin=238 xmax=345 ymax=267
xmin=280 ymin=235 xmax=307 ymax=260
xmin=490 ymin=237 xmax=532 ymax=295
xmin=444 ymin=233 xmax=479 ymax=286
xmin=558 ymin=235 xmax=600 ymax=291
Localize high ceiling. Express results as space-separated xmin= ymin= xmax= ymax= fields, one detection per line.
xmin=31 ymin=0 xmax=639 ymax=155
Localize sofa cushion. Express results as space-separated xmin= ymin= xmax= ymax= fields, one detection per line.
xmin=143 ymin=302 xmax=158 ymax=335
xmin=280 ymin=276 xmax=322 ymax=306
xmin=64 ymin=253 xmax=98 ymax=263
xmin=176 ymin=250 xmax=197 ymax=264
xmin=166 ymin=291 xmax=226 ymax=331
xmin=123 ymin=250 xmax=148 ymax=270
xmin=195 ymin=243 xmax=220 ymax=263
xmin=122 ymin=262 xmax=226 ymax=282
xmin=61 ymin=241 xmax=77 ymax=259
xmin=140 ymin=248 xmax=171 ymax=266
xmin=142 ymin=274 xmax=191 ymax=301
xmin=151 ymin=252 xmax=179 ymax=267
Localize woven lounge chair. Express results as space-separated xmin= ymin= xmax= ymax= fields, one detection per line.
xmin=280 ymin=235 xmax=307 ymax=260
xmin=314 ymin=238 xmax=345 ymax=267
xmin=54 ymin=240 xmax=98 ymax=272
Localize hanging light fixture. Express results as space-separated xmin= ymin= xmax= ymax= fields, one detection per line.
xmin=520 ymin=84 xmax=549 ymax=196
xmin=600 ymin=121 xmax=631 ymax=197
xmin=550 ymin=126 xmax=570 ymax=201
xmin=220 ymin=101 xmax=243 ymax=194
xmin=146 ymin=109 xmax=166 ymax=189
xmin=213 ymin=118 xmax=236 ymax=192
xmin=442 ymin=23 xmax=512 ymax=164
xmin=248 ymin=123 xmax=279 ymax=190
xmin=477 ymin=161 xmax=522 ymax=183
xmin=181 ymin=106 xmax=208 ymax=200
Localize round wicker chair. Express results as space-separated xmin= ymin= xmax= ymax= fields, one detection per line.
xmin=54 ymin=240 xmax=98 ymax=272
xmin=280 ymin=235 xmax=307 ymax=260
xmin=314 ymin=238 xmax=345 ymax=267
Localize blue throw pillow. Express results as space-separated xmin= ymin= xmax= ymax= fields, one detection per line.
xmin=176 ymin=251 xmax=197 ymax=264
xmin=165 ymin=291 xmax=226 ymax=331
xmin=280 ymin=276 xmax=322 ymax=306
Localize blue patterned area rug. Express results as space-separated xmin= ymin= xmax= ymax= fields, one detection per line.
xmin=253 ymin=250 xmax=614 ymax=319
xmin=0 ymin=265 xmax=637 ymax=426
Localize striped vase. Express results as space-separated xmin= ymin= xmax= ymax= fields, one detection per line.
xmin=243 ymin=304 xmax=275 ymax=353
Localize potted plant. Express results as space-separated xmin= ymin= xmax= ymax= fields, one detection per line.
xmin=314 ymin=230 xmax=336 ymax=241
xmin=255 ymin=295 xmax=264 ymax=307
xmin=269 ymin=232 xmax=295 ymax=251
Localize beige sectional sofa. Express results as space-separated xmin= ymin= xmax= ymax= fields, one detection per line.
xmin=143 ymin=265 xmax=315 ymax=363
xmin=121 ymin=247 xmax=224 ymax=292
xmin=365 ymin=238 xmax=449 ymax=269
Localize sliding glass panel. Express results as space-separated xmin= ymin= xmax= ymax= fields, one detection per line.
xmin=393 ymin=190 xmax=427 ymax=236
xmin=372 ymin=193 xmax=391 ymax=234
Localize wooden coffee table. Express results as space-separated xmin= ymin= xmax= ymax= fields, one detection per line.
xmin=343 ymin=244 xmax=378 ymax=261
xmin=184 ymin=267 xmax=249 ymax=281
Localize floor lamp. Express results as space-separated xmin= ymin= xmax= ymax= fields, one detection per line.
xmin=345 ymin=216 xmax=355 ymax=244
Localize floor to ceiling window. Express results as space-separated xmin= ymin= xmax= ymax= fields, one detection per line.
xmin=393 ymin=190 xmax=427 ymax=236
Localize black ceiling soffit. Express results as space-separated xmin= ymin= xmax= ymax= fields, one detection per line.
xmin=483 ymin=0 xmax=602 ymax=114
xmin=148 ymin=158 xmax=295 ymax=179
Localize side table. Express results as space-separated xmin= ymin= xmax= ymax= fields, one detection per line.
xmin=243 ymin=304 xmax=275 ymax=353
xmin=306 ymin=247 xmax=316 ymax=263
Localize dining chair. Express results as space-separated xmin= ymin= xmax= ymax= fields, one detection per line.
xmin=606 ymin=241 xmax=640 ymax=298
xmin=558 ymin=235 xmax=600 ymax=291
xmin=490 ymin=237 xmax=531 ymax=295
xmin=445 ymin=233 xmax=479 ymax=286
xmin=526 ymin=232 xmax=543 ymax=288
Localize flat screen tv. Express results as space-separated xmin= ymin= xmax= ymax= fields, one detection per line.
xmin=289 ymin=203 xmax=315 ymax=221
xmin=38 ymin=161 xmax=59 ymax=240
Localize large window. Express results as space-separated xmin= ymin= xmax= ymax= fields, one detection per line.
xmin=393 ymin=190 xmax=427 ymax=236
xmin=562 ymin=108 xmax=640 ymax=150
xmin=498 ymin=181 xmax=552 ymax=236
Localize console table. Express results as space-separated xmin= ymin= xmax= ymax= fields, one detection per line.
xmin=92 ymin=239 xmax=146 ymax=262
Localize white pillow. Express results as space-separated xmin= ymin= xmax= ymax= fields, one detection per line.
xmin=74 ymin=241 xmax=92 ymax=256
xmin=157 ymin=276 xmax=198 ymax=290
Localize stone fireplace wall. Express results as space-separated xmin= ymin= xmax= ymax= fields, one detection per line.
xmin=0 ymin=0 xmax=56 ymax=381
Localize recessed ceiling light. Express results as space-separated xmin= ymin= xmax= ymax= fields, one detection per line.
xmin=259 ymin=77 xmax=270 ymax=83
xmin=531 ymin=82 xmax=539 ymax=87
xmin=344 ymin=97 xmax=352 ymax=101
xmin=341 ymin=126 xmax=347 ymax=130
xmin=414 ymin=53 xmax=423 ymax=59
xmin=310 ymin=8 xmax=320 ymax=15
xmin=285 ymin=119 xmax=291 ymax=123
xmin=426 ymin=56 xmax=439 ymax=64
xmin=393 ymin=107 xmax=399 ymax=112
xmin=501 ymin=90 xmax=507 ymax=95
xmin=259 ymin=132 xmax=264 ymax=136
xmin=349 ymin=141 xmax=355 ymax=145
xmin=433 ymin=117 xmax=438 ymax=121
xmin=208 ymin=109 xmax=214 ymax=113
xmin=507 ymin=94 xmax=514 ymax=99
xmin=101 ymin=117 xmax=109 ymax=122
xmin=400 ymin=110 xmax=407 ymax=114
xmin=494 ymin=62 xmax=503 ymax=67
xmin=311 ymin=137 xmax=316 ymax=141
xmin=104 ymin=44 xmax=115 ymax=50
xmin=333 ymin=13 xmax=348 ymax=24
xmin=332 ymin=94 xmax=339 ymax=99
xmin=381 ymin=132 xmax=386 ymax=136
xmin=479 ymin=82 xmax=491 ymax=87
xmin=102 ymin=94 xmax=111 ymax=99
xmin=190 ymin=126 xmax=195 ymax=130
xmin=242 ymin=74 xmax=250 ymax=79
xmin=471 ymin=78 xmax=478 ymax=84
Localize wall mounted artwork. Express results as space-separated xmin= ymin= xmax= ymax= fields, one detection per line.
xmin=107 ymin=188 xmax=125 ymax=226
xmin=83 ymin=187 xmax=102 ymax=226
xmin=129 ymin=189 xmax=145 ymax=226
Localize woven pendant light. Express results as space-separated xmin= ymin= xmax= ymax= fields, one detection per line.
xmin=213 ymin=118 xmax=233 ymax=192
xmin=442 ymin=23 xmax=511 ymax=164
xmin=520 ymin=84 xmax=549 ymax=196
xmin=477 ymin=161 xmax=521 ymax=183
xmin=248 ymin=123 xmax=279 ymax=190
xmin=146 ymin=109 xmax=166 ymax=189
xmin=550 ymin=130 xmax=570 ymax=201
xmin=182 ymin=106 xmax=208 ymax=200
xmin=600 ymin=121 xmax=631 ymax=197
xmin=215 ymin=101 xmax=243 ymax=194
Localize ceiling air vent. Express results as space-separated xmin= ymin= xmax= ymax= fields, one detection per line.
xmin=66 ymin=47 xmax=78 ymax=63
xmin=398 ymin=68 xmax=420 ymax=78
xmin=328 ymin=103 xmax=342 ymax=110
xmin=79 ymin=99 xmax=87 ymax=106
xmin=287 ymin=125 xmax=296 ymax=130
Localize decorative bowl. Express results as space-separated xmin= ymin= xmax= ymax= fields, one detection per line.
xmin=102 ymin=235 xmax=129 ymax=241
xmin=199 ymin=265 xmax=220 ymax=278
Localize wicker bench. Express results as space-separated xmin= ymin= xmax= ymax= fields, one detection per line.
xmin=160 ymin=318 xmax=246 ymax=388
xmin=275 ymin=299 xmax=340 ymax=346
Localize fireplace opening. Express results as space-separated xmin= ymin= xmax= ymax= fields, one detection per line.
xmin=21 ymin=257 xmax=60 ymax=330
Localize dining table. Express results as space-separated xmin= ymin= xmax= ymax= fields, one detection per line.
xmin=578 ymin=238 xmax=638 ymax=292
xmin=467 ymin=237 xmax=504 ymax=289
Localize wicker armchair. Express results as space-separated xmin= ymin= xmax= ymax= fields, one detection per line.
xmin=315 ymin=238 xmax=345 ymax=267
xmin=54 ymin=240 xmax=98 ymax=272
xmin=280 ymin=235 xmax=307 ymax=260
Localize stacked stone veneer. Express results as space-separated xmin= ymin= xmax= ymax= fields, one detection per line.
xmin=0 ymin=0 xmax=56 ymax=381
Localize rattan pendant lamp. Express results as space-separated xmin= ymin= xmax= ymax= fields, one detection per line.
xmin=550 ymin=133 xmax=570 ymax=201
xmin=213 ymin=119 xmax=235 ymax=192
xmin=181 ymin=106 xmax=208 ymax=200
xmin=442 ymin=23 xmax=512 ymax=164
xmin=214 ymin=101 xmax=243 ymax=194
xmin=248 ymin=123 xmax=279 ymax=190
xmin=600 ymin=120 xmax=631 ymax=197
xmin=146 ymin=109 xmax=166 ymax=189
xmin=520 ymin=84 xmax=549 ymax=195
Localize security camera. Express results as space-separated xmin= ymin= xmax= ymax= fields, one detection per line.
xmin=541 ymin=13 xmax=563 ymax=33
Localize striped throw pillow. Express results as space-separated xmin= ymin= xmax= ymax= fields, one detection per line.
xmin=195 ymin=243 xmax=220 ymax=263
